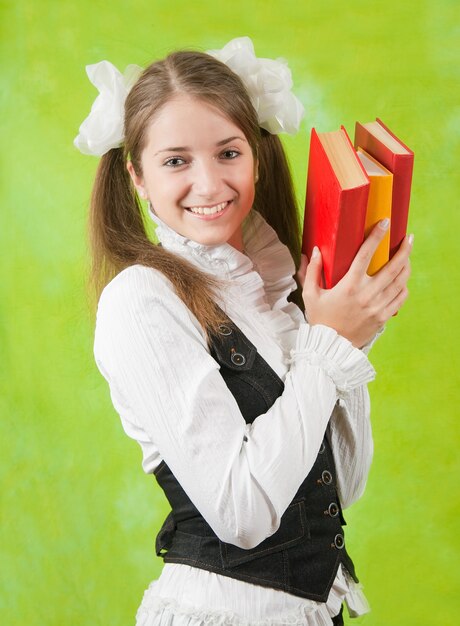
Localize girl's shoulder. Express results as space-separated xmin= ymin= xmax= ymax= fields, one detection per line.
xmin=99 ymin=263 xmax=174 ymax=304
xmin=97 ymin=264 xmax=182 ymax=323
xmin=96 ymin=264 xmax=206 ymax=339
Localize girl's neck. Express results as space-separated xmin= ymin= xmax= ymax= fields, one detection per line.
xmin=226 ymin=226 xmax=244 ymax=253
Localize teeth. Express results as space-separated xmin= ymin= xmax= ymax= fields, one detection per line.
xmin=188 ymin=201 xmax=228 ymax=215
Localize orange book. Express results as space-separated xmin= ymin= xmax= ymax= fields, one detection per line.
xmin=354 ymin=119 xmax=414 ymax=258
xmin=356 ymin=148 xmax=393 ymax=275
xmin=302 ymin=127 xmax=370 ymax=289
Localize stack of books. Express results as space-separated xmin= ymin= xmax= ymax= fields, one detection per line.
xmin=301 ymin=119 xmax=414 ymax=288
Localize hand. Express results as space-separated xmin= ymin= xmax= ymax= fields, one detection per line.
xmin=297 ymin=220 xmax=413 ymax=349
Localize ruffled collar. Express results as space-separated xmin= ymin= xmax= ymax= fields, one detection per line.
xmin=147 ymin=205 xmax=298 ymax=311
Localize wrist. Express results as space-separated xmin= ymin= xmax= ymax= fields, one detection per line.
xmin=288 ymin=323 xmax=376 ymax=392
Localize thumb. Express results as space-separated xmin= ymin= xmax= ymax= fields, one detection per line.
xmin=349 ymin=218 xmax=390 ymax=277
xmin=296 ymin=254 xmax=308 ymax=286
xmin=304 ymin=246 xmax=323 ymax=293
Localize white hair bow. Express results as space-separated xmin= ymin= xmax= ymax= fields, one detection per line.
xmin=73 ymin=60 xmax=142 ymax=156
xmin=74 ymin=37 xmax=304 ymax=157
xmin=207 ymin=37 xmax=304 ymax=135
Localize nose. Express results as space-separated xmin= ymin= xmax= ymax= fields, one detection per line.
xmin=192 ymin=159 xmax=223 ymax=199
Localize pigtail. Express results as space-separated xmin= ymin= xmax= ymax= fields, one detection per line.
xmin=87 ymin=146 xmax=145 ymax=305
xmin=253 ymin=131 xmax=305 ymax=312
xmin=87 ymin=146 xmax=229 ymax=344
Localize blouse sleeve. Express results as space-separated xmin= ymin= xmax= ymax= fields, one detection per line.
xmin=326 ymin=328 xmax=386 ymax=509
xmin=328 ymin=388 xmax=373 ymax=509
xmin=94 ymin=265 xmax=375 ymax=550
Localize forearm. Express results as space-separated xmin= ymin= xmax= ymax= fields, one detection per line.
xmin=329 ymin=384 xmax=373 ymax=509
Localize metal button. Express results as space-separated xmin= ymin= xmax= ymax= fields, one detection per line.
xmin=333 ymin=533 xmax=344 ymax=549
xmin=322 ymin=470 xmax=333 ymax=485
xmin=326 ymin=503 xmax=339 ymax=517
xmin=319 ymin=442 xmax=325 ymax=454
xmin=231 ymin=352 xmax=246 ymax=366
xmin=218 ymin=324 xmax=232 ymax=336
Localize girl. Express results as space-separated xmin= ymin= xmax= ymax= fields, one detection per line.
xmin=75 ymin=37 xmax=412 ymax=626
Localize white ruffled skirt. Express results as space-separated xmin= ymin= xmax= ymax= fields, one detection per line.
xmin=136 ymin=564 xmax=370 ymax=626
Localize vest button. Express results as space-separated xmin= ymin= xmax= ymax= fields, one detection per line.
xmin=218 ymin=324 xmax=232 ymax=336
xmin=231 ymin=352 xmax=246 ymax=366
xmin=322 ymin=470 xmax=333 ymax=485
xmin=327 ymin=502 xmax=339 ymax=517
xmin=319 ymin=442 xmax=326 ymax=454
xmin=333 ymin=533 xmax=344 ymax=549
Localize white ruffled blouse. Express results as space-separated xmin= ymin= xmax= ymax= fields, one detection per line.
xmin=94 ymin=208 xmax=375 ymax=625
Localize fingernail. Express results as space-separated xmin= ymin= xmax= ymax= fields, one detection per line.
xmin=408 ymin=233 xmax=414 ymax=246
xmin=311 ymin=246 xmax=319 ymax=258
xmin=379 ymin=218 xmax=390 ymax=231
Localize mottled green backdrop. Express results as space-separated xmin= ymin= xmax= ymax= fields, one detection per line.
xmin=2 ymin=1 xmax=459 ymax=624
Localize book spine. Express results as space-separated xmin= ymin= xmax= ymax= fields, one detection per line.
xmin=365 ymin=173 xmax=392 ymax=274
xmin=332 ymin=184 xmax=369 ymax=287
xmin=302 ymin=128 xmax=341 ymax=287
xmin=302 ymin=128 xmax=369 ymax=289
xmin=354 ymin=121 xmax=414 ymax=258
xmin=388 ymin=157 xmax=413 ymax=256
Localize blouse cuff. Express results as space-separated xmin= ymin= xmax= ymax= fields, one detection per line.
xmin=285 ymin=324 xmax=376 ymax=392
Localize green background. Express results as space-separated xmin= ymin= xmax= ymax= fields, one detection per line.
xmin=2 ymin=1 xmax=459 ymax=624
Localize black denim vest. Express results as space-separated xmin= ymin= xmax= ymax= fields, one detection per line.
xmin=153 ymin=316 xmax=358 ymax=602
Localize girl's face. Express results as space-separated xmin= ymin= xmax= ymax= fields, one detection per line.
xmin=128 ymin=94 xmax=257 ymax=252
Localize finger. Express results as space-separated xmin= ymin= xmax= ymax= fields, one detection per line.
xmin=296 ymin=254 xmax=308 ymax=287
xmin=371 ymin=234 xmax=414 ymax=292
xmin=303 ymin=246 xmax=323 ymax=295
xmin=349 ymin=219 xmax=391 ymax=277
xmin=376 ymin=260 xmax=411 ymax=309
xmin=392 ymin=233 xmax=414 ymax=267
xmin=383 ymin=285 xmax=409 ymax=319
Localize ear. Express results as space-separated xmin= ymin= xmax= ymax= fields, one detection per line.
xmin=254 ymin=158 xmax=259 ymax=183
xmin=127 ymin=161 xmax=148 ymax=199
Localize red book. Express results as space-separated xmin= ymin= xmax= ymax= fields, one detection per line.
xmin=354 ymin=119 xmax=414 ymax=258
xmin=302 ymin=126 xmax=370 ymax=289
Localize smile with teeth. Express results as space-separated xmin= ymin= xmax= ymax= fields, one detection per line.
xmin=187 ymin=201 xmax=229 ymax=215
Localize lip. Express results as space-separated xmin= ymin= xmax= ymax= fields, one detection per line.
xmin=185 ymin=200 xmax=233 ymax=221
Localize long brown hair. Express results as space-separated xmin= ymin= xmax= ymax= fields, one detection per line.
xmin=88 ymin=50 xmax=303 ymax=344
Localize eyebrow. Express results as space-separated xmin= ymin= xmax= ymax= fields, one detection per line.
xmin=154 ymin=136 xmax=247 ymax=156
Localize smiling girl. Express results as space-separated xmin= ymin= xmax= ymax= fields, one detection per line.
xmin=126 ymin=94 xmax=257 ymax=251
xmin=75 ymin=37 xmax=412 ymax=626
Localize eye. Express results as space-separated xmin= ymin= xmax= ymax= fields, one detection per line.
xmin=163 ymin=156 xmax=186 ymax=167
xmin=220 ymin=149 xmax=240 ymax=160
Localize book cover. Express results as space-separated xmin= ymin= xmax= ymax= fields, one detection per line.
xmin=356 ymin=148 xmax=393 ymax=275
xmin=302 ymin=126 xmax=370 ymax=289
xmin=354 ymin=118 xmax=414 ymax=258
